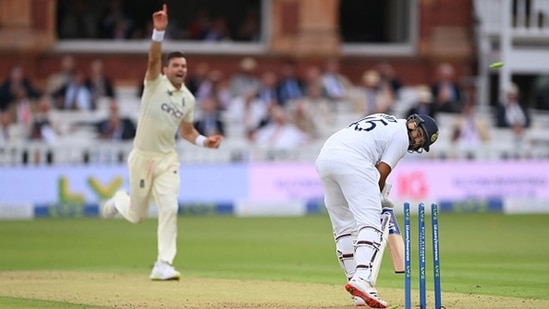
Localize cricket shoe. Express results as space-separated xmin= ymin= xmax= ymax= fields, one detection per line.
xmin=345 ymin=276 xmax=388 ymax=308
xmin=101 ymin=198 xmax=117 ymax=219
xmin=353 ymin=296 xmax=367 ymax=306
xmin=149 ymin=261 xmax=181 ymax=281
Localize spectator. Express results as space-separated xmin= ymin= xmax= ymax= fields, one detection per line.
xmin=252 ymin=99 xmax=279 ymax=132
xmin=235 ymin=9 xmax=261 ymax=42
xmin=54 ymin=69 xmax=94 ymax=111
xmin=196 ymin=69 xmax=231 ymax=110
xmin=29 ymin=95 xmax=59 ymax=144
xmin=45 ymin=54 xmax=76 ymax=96
xmin=304 ymin=65 xmax=323 ymax=86
xmin=86 ymin=59 xmax=116 ymax=106
xmin=0 ymin=66 xmax=41 ymax=111
xmin=359 ymin=70 xmax=394 ymax=115
xmin=187 ymin=8 xmax=212 ymax=40
xmin=321 ymin=58 xmax=354 ymax=104
xmin=377 ymin=62 xmax=402 ymax=100
xmin=277 ymin=60 xmax=305 ymax=107
xmin=256 ymin=71 xmax=280 ymax=106
xmin=194 ymin=96 xmax=225 ymax=137
xmin=252 ymin=105 xmax=309 ymax=150
xmin=431 ymin=63 xmax=463 ymax=113
xmin=203 ymin=17 xmax=231 ymax=42
xmin=132 ymin=20 xmax=154 ymax=40
xmin=406 ymin=85 xmax=437 ymax=119
xmin=95 ymin=100 xmax=136 ymax=141
xmin=450 ymin=100 xmax=490 ymax=158
xmin=495 ymin=82 xmax=531 ymax=141
xmin=8 ymin=86 xmax=35 ymax=135
xmin=99 ymin=0 xmax=132 ymax=39
xmin=288 ymin=81 xmax=333 ymax=139
xmin=186 ymin=62 xmax=210 ymax=96
xmin=112 ymin=19 xmax=132 ymax=40
xmin=225 ymin=88 xmax=268 ymax=140
xmin=229 ymin=57 xmax=260 ymax=98
xmin=58 ymin=0 xmax=98 ymax=39
xmin=0 ymin=110 xmax=24 ymax=144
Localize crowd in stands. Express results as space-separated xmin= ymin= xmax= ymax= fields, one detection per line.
xmin=0 ymin=54 xmax=134 ymax=163
xmin=57 ymin=0 xmax=261 ymax=42
xmin=0 ymin=52 xmax=545 ymax=165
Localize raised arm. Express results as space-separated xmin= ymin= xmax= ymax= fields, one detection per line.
xmin=145 ymin=4 xmax=168 ymax=82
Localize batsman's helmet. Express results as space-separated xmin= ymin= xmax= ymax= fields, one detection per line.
xmin=407 ymin=113 xmax=439 ymax=152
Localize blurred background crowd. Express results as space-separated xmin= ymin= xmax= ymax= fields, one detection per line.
xmin=56 ymin=0 xmax=261 ymax=42
xmin=1 ymin=0 xmax=548 ymax=165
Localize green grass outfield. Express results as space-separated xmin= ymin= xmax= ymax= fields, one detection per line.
xmin=1 ymin=213 xmax=548 ymax=308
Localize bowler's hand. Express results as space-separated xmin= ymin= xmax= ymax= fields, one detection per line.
xmin=204 ymin=135 xmax=223 ymax=149
xmin=152 ymin=4 xmax=168 ymax=31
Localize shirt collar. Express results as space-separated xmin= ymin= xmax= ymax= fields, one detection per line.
xmin=164 ymin=75 xmax=181 ymax=93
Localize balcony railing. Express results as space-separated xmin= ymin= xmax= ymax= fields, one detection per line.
xmin=475 ymin=0 xmax=549 ymax=40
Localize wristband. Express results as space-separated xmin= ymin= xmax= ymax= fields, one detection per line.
xmin=194 ymin=135 xmax=207 ymax=147
xmin=152 ymin=29 xmax=165 ymax=42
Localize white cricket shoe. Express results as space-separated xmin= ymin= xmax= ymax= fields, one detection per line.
xmin=353 ymin=296 xmax=367 ymax=306
xmin=345 ymin=276 xmax=388 ymax=308
xmin=101 ymin=198 xmax=117 ymax=219
xmin=149 ymin=261 xmax=181 ymax=281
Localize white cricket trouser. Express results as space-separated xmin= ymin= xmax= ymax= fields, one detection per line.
xmin=112 ymin=149 xmax=180 ymax=265
xmin=315 ymin=150 xmax=382 ymax=278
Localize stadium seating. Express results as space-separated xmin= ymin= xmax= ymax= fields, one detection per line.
xmin=2 ymin=84 xmax=548 ymax=166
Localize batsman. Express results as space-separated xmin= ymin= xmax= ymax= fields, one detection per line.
xmin=315 ymin=113 xmax=438 ymax=308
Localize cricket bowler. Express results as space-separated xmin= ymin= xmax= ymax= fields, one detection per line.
xmin=101 ymin=4 xmax=223 ymax=281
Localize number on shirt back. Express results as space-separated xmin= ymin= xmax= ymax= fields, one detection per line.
xmin=348 ymin=114 xmax=397 ymax=132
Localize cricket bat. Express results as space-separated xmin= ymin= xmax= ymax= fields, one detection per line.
xmin=382 ymin=183 xmax=405 ymax=273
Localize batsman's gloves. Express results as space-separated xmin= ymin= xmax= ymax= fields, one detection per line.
xmin=380 ymin=182 xmax=394 ymax=208
xmin=381 ymin=197 xmax=394 ymax=209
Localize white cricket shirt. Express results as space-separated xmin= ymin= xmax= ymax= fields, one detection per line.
xmin=320 ymin=113 xmax=409 ymax=169
xmin=133 ymin=75 xmax=195 ymax=154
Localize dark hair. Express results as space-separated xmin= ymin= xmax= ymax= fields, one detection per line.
xmin=164 ymin=52 xmax=185 ymax=66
